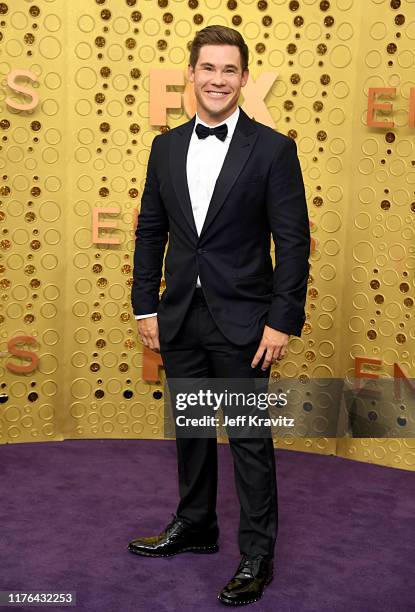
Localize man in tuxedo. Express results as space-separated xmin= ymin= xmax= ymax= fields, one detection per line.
xmin=128 ymin=25 xmax=310 ymax=606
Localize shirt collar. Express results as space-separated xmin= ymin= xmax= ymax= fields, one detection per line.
xmin=194 ymin=106 xmax=240 ymax=141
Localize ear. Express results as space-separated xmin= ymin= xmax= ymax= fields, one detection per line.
xmin=241 ymin=69 xmax=249 ymax=87
xmin=187 ymin=63 xmax=195 ymax=83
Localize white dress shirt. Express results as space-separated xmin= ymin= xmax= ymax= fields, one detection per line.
xmin=135 ymin=106 xmax=240 ymax=320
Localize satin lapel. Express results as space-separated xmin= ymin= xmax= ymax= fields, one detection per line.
xmin=169 ymin=116 xmax=198 ymax=237
xmin=199 ymin=111 xmax=258 ymax=240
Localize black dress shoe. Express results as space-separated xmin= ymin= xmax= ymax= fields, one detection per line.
xmin=127 ymin=514 xmax=219 ymax=557
xmin=218 ymin=554 xmax=273 ymax=606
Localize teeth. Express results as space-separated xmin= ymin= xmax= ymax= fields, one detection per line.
xmin=207 ymin=91 xmax=227 ymax=96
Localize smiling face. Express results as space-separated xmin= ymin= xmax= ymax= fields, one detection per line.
xmin=188 ymin=44 xmax=249 ymax=125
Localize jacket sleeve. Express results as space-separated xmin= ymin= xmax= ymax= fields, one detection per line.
xmin=265 ymin=137 xmax=310 ymax=337
xmin=131 ymin=134 xmax=169 ymax=316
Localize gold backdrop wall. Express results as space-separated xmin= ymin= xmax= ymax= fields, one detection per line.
xmin=1 ymin=0 xmax=414 ymax=470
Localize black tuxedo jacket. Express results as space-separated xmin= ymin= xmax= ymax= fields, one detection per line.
xmin=131 ymin=106 xmax=310 ymax=346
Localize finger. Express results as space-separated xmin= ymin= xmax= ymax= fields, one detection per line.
xmin=272 ymin=346 xmax=282 ymax=361
xmin=153 ymin=336 xmax=160 ymax=353
xmin=251 ymin=344 xmax=266 ymax=368
xmin=278 ymin=346 xmax=287 ymax=359
xmin=273 ymin=347 xmax=285 ymax=363
xmin=140 ymin=333 xmax=150 ymax=348
xmin=148 ymin=333 xmax=160 ymax=352
xmin=142 ymin=339 xmax=149 ymax=349
xmin=146 ymin=333 xmax=157 ymax=350
xmin=261 ymin=346 xmax=275 ymax=371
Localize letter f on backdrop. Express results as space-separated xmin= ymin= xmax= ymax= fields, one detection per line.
xmin=149 ymin=69 xmax=278 ymax=128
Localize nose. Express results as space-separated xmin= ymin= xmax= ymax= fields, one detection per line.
xmin=210 ymin=71 xmax=227 ymax=86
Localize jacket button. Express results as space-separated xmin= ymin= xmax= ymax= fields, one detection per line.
xmin=197 ymin=248 xmax=204 ymax=254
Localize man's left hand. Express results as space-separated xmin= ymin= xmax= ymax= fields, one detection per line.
xmin=251 ymin=325 xmax=290 ymax=371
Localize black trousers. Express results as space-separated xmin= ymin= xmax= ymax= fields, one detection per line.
xmin=159 ymin=287 xmax=278 ymax=559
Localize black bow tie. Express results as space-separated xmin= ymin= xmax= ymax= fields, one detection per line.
xmin=195 ymin=122 xmax=228 ymax=142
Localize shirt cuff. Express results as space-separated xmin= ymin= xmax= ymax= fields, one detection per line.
xmin=134 ymin=313 xmax=157 ymax=320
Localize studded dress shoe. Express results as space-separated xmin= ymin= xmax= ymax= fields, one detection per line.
xmin=218 ymin=554 xmax=273 ymax=606
xmin=127 ymin=514 xmax=219 ymax=557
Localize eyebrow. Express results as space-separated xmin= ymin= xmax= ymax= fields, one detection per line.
xmin=199 ymin=62 xmax=239 ymax=70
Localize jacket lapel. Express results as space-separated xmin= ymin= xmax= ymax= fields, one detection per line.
xmin=169 ymin=106 xmax=258 ymax=240
xmin=169 ymin=115 xmax=198 ymax=237
xmin=199 ymin=107 xmax=258 ymax=239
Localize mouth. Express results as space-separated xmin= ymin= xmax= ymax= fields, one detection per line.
xmin=204 ymin=90 xmax=230 ymax=98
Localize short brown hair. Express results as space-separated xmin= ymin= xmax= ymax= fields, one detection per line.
xmin=189 ymin=25 xmax=249 ymax=72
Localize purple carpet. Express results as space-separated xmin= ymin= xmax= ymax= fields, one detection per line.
xmin=1 ymin=439 xmax=414 ymax=611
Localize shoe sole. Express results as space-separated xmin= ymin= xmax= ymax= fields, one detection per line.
xmin=217 ymin=574 xmax=273 ymax=606
xmin=127 ymin=543 xmax=219 ymax=557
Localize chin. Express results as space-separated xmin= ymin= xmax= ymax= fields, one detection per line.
xmin=200 ymin=98 xmax=236 ymax=117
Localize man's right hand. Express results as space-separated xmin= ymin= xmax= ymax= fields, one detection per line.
xmin=137 ymin=316 xmax=160 ymax=353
